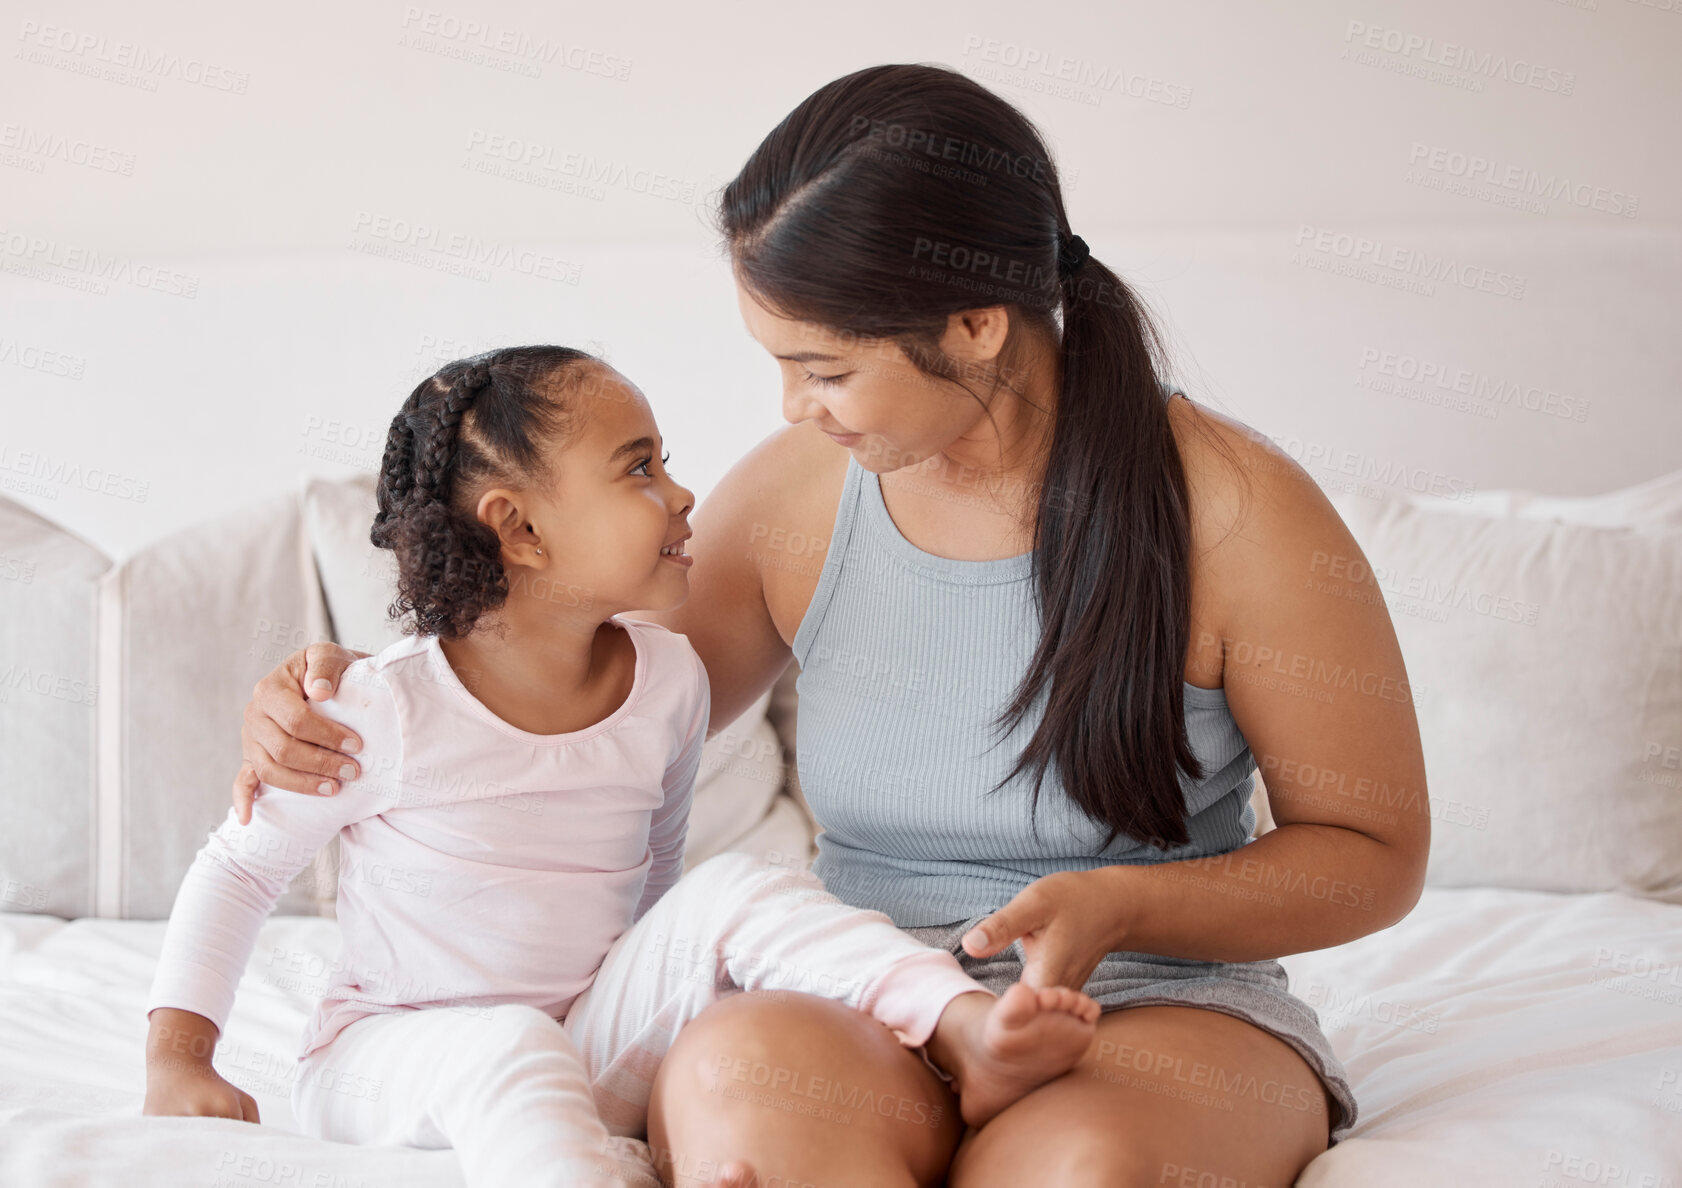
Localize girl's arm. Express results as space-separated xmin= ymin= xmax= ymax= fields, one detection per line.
xmin=145 ymin=667 xmax=402 ymax=1118
xmin=635 ymin=649 xmax=711 ymax=920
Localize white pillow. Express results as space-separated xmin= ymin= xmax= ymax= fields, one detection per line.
xmin=302 ymin=473 xmax=406 ymax=655
xmin=1408 ymin=467 xmax=1682 ymax=529
xmin=111 ymin=485 xmax=333 ymax=918
xmin=0 ymin=495 xmax=108 ymax=918
xmin=1513 ymin=467 xmax=1682 ymax=529
xmin=1326 ymin=489 xmax=1682 ymax=902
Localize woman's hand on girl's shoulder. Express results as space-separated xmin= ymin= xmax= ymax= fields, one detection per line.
xmin=234 ymin=642 xmax=372 ymax=825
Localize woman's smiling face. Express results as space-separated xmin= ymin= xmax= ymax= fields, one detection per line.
xmin=734 ymin=278 xmax=1017 ymax=476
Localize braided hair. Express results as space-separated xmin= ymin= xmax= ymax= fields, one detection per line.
xmin=370 ymin=345 xmax=598 ymax=640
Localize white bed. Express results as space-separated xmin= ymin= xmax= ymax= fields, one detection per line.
xmin=3 ymin=231 xmax=1679 ymax=1184
xmin=3 ymin=884 xmax=1679 ymax=1187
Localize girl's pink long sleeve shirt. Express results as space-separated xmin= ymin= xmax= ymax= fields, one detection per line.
xmin=146 ymin=616 xmax=708 ymax=1057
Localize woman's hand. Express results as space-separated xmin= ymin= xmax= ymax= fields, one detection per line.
xmin=235 ymin=642 xmax=371 ymax=825
xmin=960 ymin=868 xmax=1135 ymax=992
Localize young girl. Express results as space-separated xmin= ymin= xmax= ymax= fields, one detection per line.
xmin=142 ymin=345 xmax=1101 ymax=1187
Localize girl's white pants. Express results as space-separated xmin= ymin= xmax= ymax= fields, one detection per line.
xmin=290 ymin=851 xmax=983 ymax=1187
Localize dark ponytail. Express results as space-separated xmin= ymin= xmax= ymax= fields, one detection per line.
xmin=720 ymin=63 xmax=1248 ymax=851
xmin=370 ymin=345 xmax=597 ymax=641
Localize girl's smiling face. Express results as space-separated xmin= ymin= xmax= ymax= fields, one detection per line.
xmin=472 ymin=364 xmax=695 ymax=618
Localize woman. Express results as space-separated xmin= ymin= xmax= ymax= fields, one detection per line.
xmin=235 ymin=64 xmax=1427 ymax=1186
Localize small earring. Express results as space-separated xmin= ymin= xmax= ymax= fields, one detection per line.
xmin=535 ymin=549 xmax=543 ymax=555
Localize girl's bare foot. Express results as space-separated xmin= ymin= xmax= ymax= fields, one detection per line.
xmin=926 ymin=984 xmax=1101 ymax=1127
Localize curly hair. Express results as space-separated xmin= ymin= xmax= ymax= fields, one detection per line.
xmin=369 ymin=345 xmax=599 ymax=641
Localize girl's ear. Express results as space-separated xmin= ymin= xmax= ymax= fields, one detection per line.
xmin=476 ymin=488 xmax=541 ymax=564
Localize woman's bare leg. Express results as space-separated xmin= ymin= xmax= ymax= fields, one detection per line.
xmin=949 ymin=1004 xmax=1335 ymax=1188
xmin=647 ymin=990 xmax=963 ymax=1188
xmin=647 ymin=988 xmax=1335 ymax=1187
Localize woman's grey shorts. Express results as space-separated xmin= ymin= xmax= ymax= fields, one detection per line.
xmin=903 ymin=916 xmax=1360 ymax=1146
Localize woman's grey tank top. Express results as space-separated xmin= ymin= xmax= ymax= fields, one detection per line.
xmin=790 ymin=380 xmax=1259 ymax=928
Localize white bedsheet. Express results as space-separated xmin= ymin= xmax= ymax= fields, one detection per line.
xmin=1280 ymin=887 xmax=1682 ymax=1188
xmin=1 ymin=887 xmax=1678 ymax=1187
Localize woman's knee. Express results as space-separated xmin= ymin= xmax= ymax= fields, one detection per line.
xmin=650 ymin=991 xmax=961 ymax=1183
xmin=654 ymin=989 xmax=875 ymax=1098
xmin=949 ymin=1005 xmax=1331 ymax=1188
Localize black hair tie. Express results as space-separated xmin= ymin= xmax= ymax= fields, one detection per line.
xmin=1057 ymin=232 xmax=1090 ymax=275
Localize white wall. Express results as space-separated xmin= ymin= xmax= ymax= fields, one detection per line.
xmin=1 ymin=0 xmax=1676 ymax=560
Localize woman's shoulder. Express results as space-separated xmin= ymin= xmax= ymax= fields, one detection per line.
xmin=1168 ymin=394 xmax=1340 ymax=539
xmin=693 ymin=422 xmax=852 ymax=644
xmin=713 ymin=420 xmax=852 ymax=531
xmin=1166 ymin=393 xmax=1367 ymax=632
